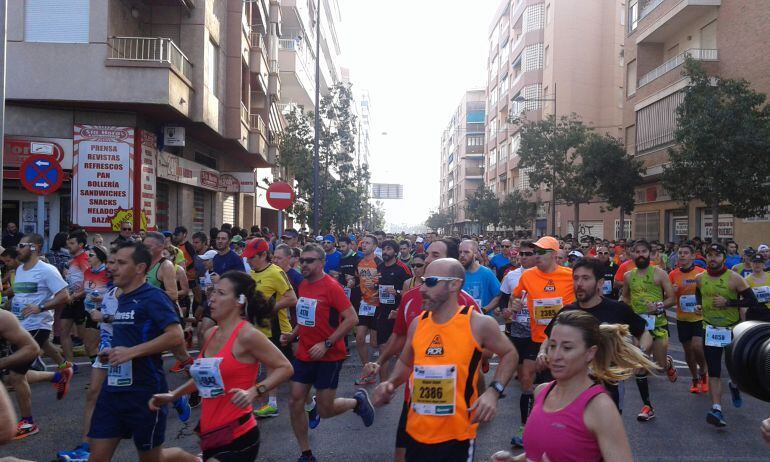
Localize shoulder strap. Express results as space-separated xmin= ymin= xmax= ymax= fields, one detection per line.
xmin=421 ymin=311 xmax=430 ymax=320
xmin=200 ymin=326 xmax=220 ymax=357
xmin=460 ymin=305 xmax=470 ymax=315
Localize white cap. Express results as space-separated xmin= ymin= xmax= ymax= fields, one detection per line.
xmin=198 ymin=250 xmax=218 ymax=261
xmin=759 ymin=244 xmax=769 ymax=252
xmin=568 ymin=250 xmax=584 ymax=258
xmin=415 ymin=236 xmax=424 ymax=243
xmin=315 ymin=235 xmax=324 ymax=242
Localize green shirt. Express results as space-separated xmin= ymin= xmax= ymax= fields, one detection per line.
xmin=629 ymin=268 xmax=667 ymax=327
xmin=700 ymin=271 xmax=739 ymax=327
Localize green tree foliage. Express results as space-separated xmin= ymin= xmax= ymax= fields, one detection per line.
xmin=425 ymin=209 xmax=454 ymax=234
xmin=499 ymin=190 xmax=537 ymax=231
xmin=278 ymin=82 xmax=372 ymax=232
xmin=466 ymin=187 xmax=500 ymax=232
xmin=662 ymin=57 xmax=770 ymax=239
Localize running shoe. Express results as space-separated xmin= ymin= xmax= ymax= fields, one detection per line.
xmin=354 ymin=376 xmax=376 ymax=386
xmin=690 ymin=380 xmax=700 ymax=394
xmin=636 ymin=405 xmax=655 ymax=422
xmin=54 ymin=366 xmax=74 ymax=400
xmin=700 ymin=374 xmax=709 ymax=393
xmin=173 ymin=395 xmax=191 ymax=422
xmin=728 ymin=382 xmax=743 ymax=408
xmin=189 ymin=392 xmax=201 ymax=408
xmin=169 ymin=357 xmax=194 ymax=374
xmin=297 ymin=455 xmax=318 ymax=462
xmin=307 ymin=396 xmax=321 ymax=429
xmin=57 ymin=443 xmax=90 ymax=462
xmin=706 ymin=408 xmax=727 ymax=427
xmin=353 ymin=388 xmax=375 ymax=427
xmin=510 ymin=426 xmax=524 ymax=448
xmin=665 ymin=355 xmax=677 ymax=383
xmin=14 ymin=420 xmax=39 ymax=439
xmin=253 ymin=403 xmax=279 ymax=418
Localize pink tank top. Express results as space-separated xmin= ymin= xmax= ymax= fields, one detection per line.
xmin=523 ymin=381 xmax=605 ymax=462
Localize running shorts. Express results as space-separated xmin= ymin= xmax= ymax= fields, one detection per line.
xmin=676 ymin=320 xmax=704 ymax=344
xmin=88 ymin=390 xmax=168 ymax=451
xmin=290 ymin=359 xmax=344 ymax=390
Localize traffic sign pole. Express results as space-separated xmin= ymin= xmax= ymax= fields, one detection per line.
xmin=37 ymin=196 xmax=44 ymax=251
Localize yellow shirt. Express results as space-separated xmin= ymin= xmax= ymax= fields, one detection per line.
xmin=251 ymin=263 xmax=293 ymax=337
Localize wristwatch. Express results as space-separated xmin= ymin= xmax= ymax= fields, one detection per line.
xmin=324 ymin=339 xmax=333 ymax=349
xmin=489 ymin=381 xmax=506 ymax=398
xmin=255 ymin=384 xmax=268 ymax=397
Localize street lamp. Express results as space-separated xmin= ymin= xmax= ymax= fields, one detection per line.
xmin=312 ymin=0 xmax=321 ymax=234
xmin=510 ymin=89 xmax=558 ymax=236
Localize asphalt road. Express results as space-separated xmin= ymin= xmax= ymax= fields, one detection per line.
xmin=3 ymin=334 xmax=770 ymax=461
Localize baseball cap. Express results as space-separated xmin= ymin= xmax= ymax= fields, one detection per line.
xmin=759 ymin=244 xmax=769 ymax=252
xmin=751 ymin=254 xmax=765 ymax=264
xmin=415 ymin=236 xmax=424 ymax=243
xmin=568 ymin=250 xmax=584 ymax=259
xmin=707 ymin=243 xmax=727 ymax=255
xmin=161 ymin=230 xmax=173 ymax=238
xmin=533 ymin=236 xmax=560 ymax=252
xmin=324 ymin=234 xmax=336 ymax=243
xmin=241 ymin=238 xmax=270 ymax=259
xmin=198 ymin=250 xmax=218 ymax=261
xmin=744 ymin=247 xmax=756 ymax=256
xmin=315 ymin=235 xmax=324 ymax=242
xmin=230 ymin=235 xmax=244 ymax=244
xmin=282 ymin=229 xmax=299 ymax=239
xmin=173 ymin=226 xmax=187 ymax=235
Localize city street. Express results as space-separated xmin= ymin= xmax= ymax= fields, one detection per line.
xmin=4 ymin=332 xmax=769 ymax=462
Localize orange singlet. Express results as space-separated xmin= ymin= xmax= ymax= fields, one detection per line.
xmin=406 ymin=306 xmax=482 ymax=445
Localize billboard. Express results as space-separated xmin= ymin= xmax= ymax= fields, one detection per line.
xmin=371 ymin=183 xmax=403 ymax=200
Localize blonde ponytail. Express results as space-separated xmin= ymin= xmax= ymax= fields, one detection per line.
xmin=591 ymin=324 xmax=659 ymax=384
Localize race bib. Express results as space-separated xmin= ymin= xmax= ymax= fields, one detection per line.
xmin=296 ymin=297 xmax=318 ymax=327
xmin=752 ymin=286 xmax=770 ymax=304
xmin=514 ymin=309 xmax=530 ymax=325
xmin=359 ymin=301 xmax=377 ymax=317
xmin=679 ymin=295 xmax=697 ymax=313
xmin=107 ymin=361 xmax=133 ymax=387
xmin=11 ymin=299 xmax=24 ymax=320
xmin=602 ymin=279 xmax=613 ymax=295
xmin=640 ymin=314 xmax=656 ymax=331
xmin=343 ymin=287 xmax=352 ymax=300
xmin=379 ymin=285 xmax=396 ymax=305
xmin=190 ymin=357 xmax=226 ymax=398
xmin=412 ymin=364 xmax=456 ymax=416
xmin=533 ymin=298 xmax=563 ymax=325
xmin=705 ymin=325 xmax=732 ymax=347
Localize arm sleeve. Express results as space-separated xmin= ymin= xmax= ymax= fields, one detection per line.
xmin=620 ymin=302 xmax=647 ymax=338
xmin=498 ymin=292 xmax=511 ymax=310
xmin=731 ymin=287 xmax=759 ymax=308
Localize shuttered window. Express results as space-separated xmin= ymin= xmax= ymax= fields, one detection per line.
xmin=25 ymin=0 xmax=90 ymax=43
xmin=222 ymin=194 xmax=236 ymax=226
xmin=634 ymin=212 xmax=660 ymax=241
xmin=635 ymin=91 xmax=684 ymax=153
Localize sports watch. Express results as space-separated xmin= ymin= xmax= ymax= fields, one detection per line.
xmin=324 ymin=339 xmax=333 ymax=349
xmin=489 ymin=381 xmax=506 ymax=398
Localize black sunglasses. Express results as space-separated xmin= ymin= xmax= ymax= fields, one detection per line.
xmin=299 ymin=257 xmax=319 ymax=264
xmin=519 ymin=251 xmax=534 ymax=257
xmin=534 ymin=249 xmax=553 ymax=255
xmin=121 ymin=227 xmax=132 ymax=231
xmin=412 ymin=263 xmax=425 ymax=268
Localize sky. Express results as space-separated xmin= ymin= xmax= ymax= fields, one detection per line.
xmin=337 ymin=0 xmax=499 ymax=232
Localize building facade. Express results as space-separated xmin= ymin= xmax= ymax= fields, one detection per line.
xmin=4 ymin=0 xmax=282 ymax=242
xmin=439 ymin=90 xmax=486 ymax=235
xmin=485 ymin=0 xmax=629 ymax=240
xmin=623 ymin=0 xmax=770 ymax=247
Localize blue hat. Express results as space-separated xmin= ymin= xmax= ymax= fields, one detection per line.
xmin=161 ymin=230 xmax=173 ymax=237
xmin=348 ymin=233 xmax=356 ymax=242
xmin=324 ymin=234 xmax=336 ymax=243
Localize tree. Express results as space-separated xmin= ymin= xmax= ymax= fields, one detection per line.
xmin=662 ymin=57 xmax=770 ymax=241
xmin=425 ymin=209 xmax=454 ymax=234
xmin=466 ymin=187 xmax=500 ymax=233
xmin=580 ymin=133 xmax=644 ymax=239
xmin=518 ymin=113 xmax=594 ymax=240
xmin=499 ymin=190 xmax=538 ymax=232
xmin=277 ymin=108 xmax=315 ymax=226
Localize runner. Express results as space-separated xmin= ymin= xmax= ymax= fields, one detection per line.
xmin=322 ymin=235 xmax=342 ymax=279
xmin=459 ymin=239 xmax=501 ymax=314
xmin=492 ymin=310 xmax=655 ymax=462
xmin=402 ymin=254 xmax=425 ymax=292
xmin=499 ymin=241 xmax=538 ymax=447
xmin=196 ymin=249 xmax=220 ymax=350
xmin=595 ymin=245 xmax=619 ymax=300
xmin=355 ymin=235 xmax=383 ymax=374
xmin=747 ymin=253 xmax=770 ymax=313
xmin=214 ymin=230 xmax=249 ymax=274
xmin=696 ymin=243 xmax=759 ymax=427
xmin=620 ymin=240 xmax=677 ymax=422
xmin=489 ymin=239 xmax=513 ymax=280
xmin=87 ymin=240 xmax=185 ymax=462
xmin=398 ymin=240 xmax=414 ymax=267
xmin=731 ymin=248 xmax=756 ymax=278
xmin=669 ymin=243 xmax=708 ymax=394
xmin=7 ymin=233 xmax=74 ymax=439
xmin=371 ymin=258 xmax=517 ymax=462
xmin=242 ymin=238 xmax=297 ymax=418
xmin=281 ymin=244 xmax=374 ymax=462
xmin=60 ymin=231 xmax=97 ymax=366
xmin=373 ymin=239 xmax=412 ymax=377
xmin=149 ymin=270 xmax=294 ymax=462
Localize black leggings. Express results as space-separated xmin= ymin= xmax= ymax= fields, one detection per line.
xmin=202 ymin=426 xmax=260 ymax=462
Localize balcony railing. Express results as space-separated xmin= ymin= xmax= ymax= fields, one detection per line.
xmin=241 ymin=102 xmax=249 ymax=123
xmin=108 ymin=37 xmax=192 ymax=81
xmin=269 ymin=59 xmax=279 ymax=73
xmin=639 ymin=0 xmax=666 ymax=21
xmin=250 ymin=113 xmax=266 ymax=133
xmin=638 ymin=48 xmax=718 ymax=88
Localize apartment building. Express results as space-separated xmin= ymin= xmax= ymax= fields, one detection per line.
xmin=623 ymin=0 xmax=770 ymax=246
xmin=439 ymin=90 xmax=486 ymax=235
xmin=3 ymin=0 xmax=283 ymax=241
xmin=485 ymin=0 xmax=628 ymax=240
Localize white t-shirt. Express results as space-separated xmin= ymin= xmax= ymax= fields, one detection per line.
xmin=12 ymin=260 xmax=69 ymax=332
xmin=501 ymin=266 xmax=524 ymax=295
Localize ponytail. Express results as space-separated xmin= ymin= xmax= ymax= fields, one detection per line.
xmin=219 ymin=270 xmax=272 ymax=326
xmin=592 ymin=324 xmax=659 ymax=384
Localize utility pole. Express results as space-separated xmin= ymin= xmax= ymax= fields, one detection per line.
xmin=0 ymin=1 xmax=7 ymax=224
xmin=312 ymin=0 xmax=321 ymax=234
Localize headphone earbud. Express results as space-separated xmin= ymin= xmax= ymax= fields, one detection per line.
xmin=238 ymin=294 xmax=246 ymax=305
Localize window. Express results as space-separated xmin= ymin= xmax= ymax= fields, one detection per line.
xmin=636 ymin=91 xmax=684 ymax=153
xmin=518 ymin=167 xmax=532 ymax=191
xmin=626 ymin=60 xmax=637 ymax=97
xmin=510 ymin=134 xmax=521 ymax=156
xmin=634 ymin=211 xmax=660 ymax=241
xmin=489 ymin=117 xmax=498 ymax=138
xmin=629 ymin=0 xmax=639 ymax=32
xmin=467 ymin=110 xmax=485 ymax=123
xmin=490 ymin=148 xmax=497 ymax=166
xmin=25 ymin=0 xmax=89 ymax=43
xmin=524 ymin=3 xmax=545 ymax=32
xmin=205 ymin=36 xmax=220 ymax=95
xmin=467 ymin=135 xmax=484 ymax=147
xmin=523 ymin=43 xmax=544 ymax=72
xmin=499 ymin=143 xmax=508 ymax=163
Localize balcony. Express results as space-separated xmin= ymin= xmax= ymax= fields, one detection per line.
xmin=278 ymin=38 xmax=315 ymax=107
xmin=108 ymin=37 xmax=192 ymax=82
xmin=248 ymin=113 xmax=268 ymax=156
xmin=249 ymin=31 xmax=269 ymax=92
xmin=638 ymin=48 xmax=718 ymax=88
xmin=635 ymin=0 xmax=721 ymax=44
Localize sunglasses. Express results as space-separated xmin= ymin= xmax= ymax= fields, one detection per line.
xmin=299 ymin=257 xmax=319 ymax=264
xmin=421 ymin=276 xmax=462 ymax=287
xmin=598 ymin=251 xmax=610 ymax=255
xmin=121 ymin=228 xmax=132 ymax=231
xmin=519 ymin=251 xmax=534 ymax=257
xmin=412 ymin=263 xmax=425 ymax=268
xmin=17 ymin=243 xmax=34 ymax=248
xmin=534 ymin=249 xmax=553 ymax=255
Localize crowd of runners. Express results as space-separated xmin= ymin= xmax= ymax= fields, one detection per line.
xmin=0 ymin=222 xmax=769 ymax=461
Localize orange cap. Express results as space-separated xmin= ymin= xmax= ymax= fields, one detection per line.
xmin=533 ymin=236 xmax=560 ymax=251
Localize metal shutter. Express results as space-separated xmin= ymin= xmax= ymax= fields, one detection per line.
xmin=25 ymin=0 xmax=90 ymax=43
xmin=222 ymin=194 xmax=236 ymax=226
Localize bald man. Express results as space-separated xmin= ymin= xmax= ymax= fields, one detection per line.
xmin=372 ymin=258 xmax=517 ymax=461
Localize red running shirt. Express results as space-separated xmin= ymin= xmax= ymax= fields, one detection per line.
xmin=296 ymin=274 xmax=352 ymax=362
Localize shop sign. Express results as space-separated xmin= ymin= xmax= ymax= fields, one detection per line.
xmin=221 ymin=172 xmax=257 ymax=194
xmin=701 ymin=214 xmax=734 ymax=239
xmin=139 ymin=131 xmax=158 ymax=230
xmin=72 ymin=125 xmax=134 ymax=231
xmin=157 ymin=150 xmax=221 ymax=192
xmin=218 ymin=174 xmax=241 ymax=193
xmin=3 ymin=136 xmax=74 ymax=169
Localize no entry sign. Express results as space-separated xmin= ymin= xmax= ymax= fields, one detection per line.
xmin=266 ymin=182 xmax=295 ymax=210
xmin=20 ymin=155 xmax=64 ymax=195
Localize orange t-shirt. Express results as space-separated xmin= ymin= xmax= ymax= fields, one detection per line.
xmin=513 ymin=266 xmax=575 ymax=343
xmin=669 ymin=266 xmax=705 ymax=322
xmin=357 ymin=254 xmax=382 ymax=305
xmin=614 ymin=259 xmax=658 ymax=283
